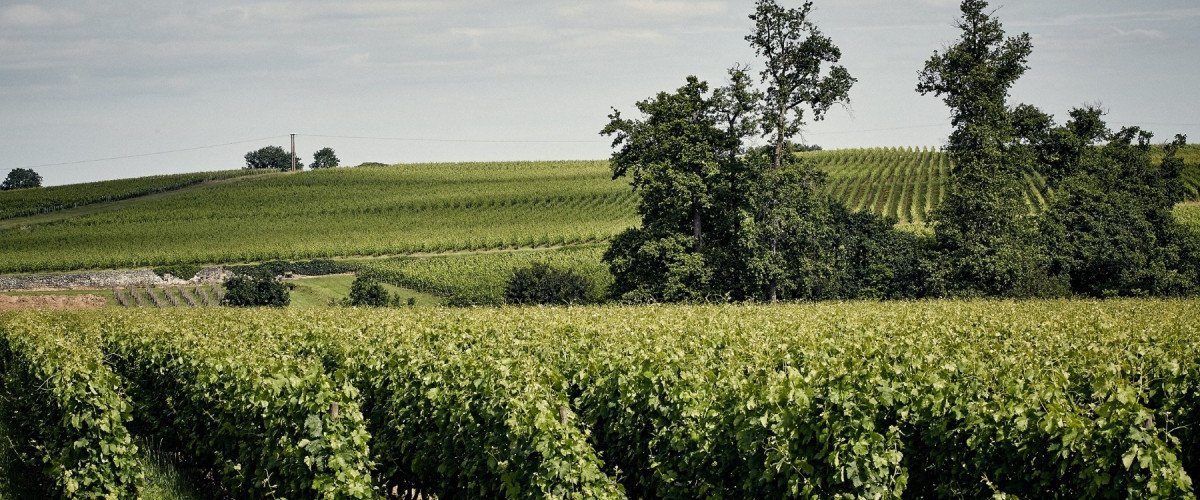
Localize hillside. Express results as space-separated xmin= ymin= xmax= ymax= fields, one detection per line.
xmin=0 ymin=169 xmax=263 ymax=220
xmin=2 ymin=148 xmax=1197 ymax=274
xmin=0 ymin=161 xmax=636 ymax=273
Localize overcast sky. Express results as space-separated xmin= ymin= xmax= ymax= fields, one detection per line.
xmin=2 ymin=0 xmax=1198 ymax=186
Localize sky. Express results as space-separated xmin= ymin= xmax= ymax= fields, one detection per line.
xmin=1 ymin=0 xmax=1198 ymax=186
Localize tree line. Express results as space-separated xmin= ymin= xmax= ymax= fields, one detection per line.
xmin=602 ymin=0 xmax=1200 ymax=302
xmin=243 ymin=146 xmax=340 ymax=171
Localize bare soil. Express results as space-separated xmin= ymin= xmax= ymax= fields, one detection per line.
xmin=0 ymin=294 xmax=107 ymax=311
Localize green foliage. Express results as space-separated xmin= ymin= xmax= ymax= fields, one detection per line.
xmin=1177 ymin=202 xmax=1200 ymax=228
xmin=5 ymin=300 xmax=1198 ymax=497
xmin=152 ymin=264 xmax=202 ymax=280
xmin=603 ymin=229 xmax=712 ymax=303
xmin=504 ymin=262 xmax=593 ymax=305
xmin=348 ymin=274 xmax=389 ymax=307
xmin=0 ymin=169 xmax=257 ymax=220
xmin=222 ymin=273 xmax=290 ymax=307
xmin=748 ymin=0 xmax=855 ymax=160
xmin=0 ymin=161 xmax=633 ymax=273
xmin=310 ymin=147 xmax=340 ymax=169
xmin=1 ymin=168 xmax=42 ymax=190
xmin=1036 ymin=112 xmax=1200 ymax=297
xmin=917 ymin=0 xmax=1054 ymax=298
xmin=600 ymin=1 xmax=904 ymax=303
xmin=228 ymin=259 xmax=356 ymax=277
xmin=100 ymin=313 xmax=376 ymax=497
xmin=0 ymin=315 xmax=144 ymax=496
xmin=244 ymin=145 xmax=301 ymax=171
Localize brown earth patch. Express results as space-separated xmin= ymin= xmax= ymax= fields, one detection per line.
xmin=0 ymin=294 xmax=107 ymax=311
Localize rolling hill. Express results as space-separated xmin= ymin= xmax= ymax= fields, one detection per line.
xmin=2 ymin=147 xmax=1197 ymax=274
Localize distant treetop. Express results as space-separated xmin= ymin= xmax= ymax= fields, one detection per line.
xmin=2 ymin=168 xmax=42 ymax=190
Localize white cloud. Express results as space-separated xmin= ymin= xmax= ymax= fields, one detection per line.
xmin=620 ymin=0 xmax=727 ymax=18
xmin=0 ymin=4 xmax=81 ymax=27
xmin=1112 ymin=27 xmax=1167 ymax=41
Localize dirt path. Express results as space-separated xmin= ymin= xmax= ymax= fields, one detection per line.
xmin=0 ymin=294 xmax=107 ymax=311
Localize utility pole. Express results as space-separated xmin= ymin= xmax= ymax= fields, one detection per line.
xmin=290 ymin=133 xmax=297 ymax=172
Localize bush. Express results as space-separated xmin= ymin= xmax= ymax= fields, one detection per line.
xmin=228 ymin=259 xmax=354 ymax=277
xmin=222 ymin=273 xmax=290 ymax=307
xmin=311 ymin=147 xmax=340 ymax=169
xmin=504 ymin=262 xmax=593 ymax=305
xmin=348 ymin=275 xmax=389 ymax=307
xmin=152 ymin=264 xmax=203 ymax=281
xmin=1 ymin=168 xmax=42 ymax=190
xmin=244 ymin=146 xmax=301 ymax=171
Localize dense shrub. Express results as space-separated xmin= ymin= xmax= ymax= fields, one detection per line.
xmin=348 ymin=275 xmax=389 ymax=307
xmin=504 ymin=262 xmax=593 ymax=305
xmin=244 ymin=146 xmax=301 ymax=171
xmin=222 ymin=274 xmax=290 ymax=307
xmin=152 ymin=264 xmax=203 ymax=281
xmin=228 ymin=259 xmax=355 ymax=277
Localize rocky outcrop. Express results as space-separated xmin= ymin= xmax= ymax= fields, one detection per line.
xmin=0 ymin=267 xmax=232 ymax=291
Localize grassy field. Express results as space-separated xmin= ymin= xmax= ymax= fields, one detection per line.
xmin=1 ymin=299 xmax=1197 ymax=497
xmin=1177 ymin=202 xmax=1200 ymax=227
xmin=1 ymin=149 xmax=1196 ymax=274
xmin=288 ymin=274 xmax=443 ymax=307
xmin=356 ymin=245 xmax=612 ymax=305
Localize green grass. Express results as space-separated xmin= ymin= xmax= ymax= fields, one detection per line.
xmin=137 ymin=441 xmax=202 ymax=500
xmin=288 ymin=274 xmax=443 ymax=308
xmin=1 ymin=150 xmax=1196 ymax=274
xmin=357 ymin=246 xmax=612 ymax=305
xmin=1176 ymin=202 xmax=1200 ymax=228
xmin=0 ymin=169 xmax=263 ymax=220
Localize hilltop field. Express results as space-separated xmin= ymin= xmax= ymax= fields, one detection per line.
xmin=2 ymin=146 xmax=1198 ymax=276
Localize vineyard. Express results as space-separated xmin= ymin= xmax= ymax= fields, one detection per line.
xmin=0 ymin=169 xmax=262 ymax=220
xmin=112 ymin=285 xmax=223 ymax=308
xmin=0 ymin=299 xmax=1197 ymax=497
xmin=1 ymin=151 xmax=1197 ymax=274
xmin=0 ymin=161 xmax=636 ymax=274
xmin=807 ymin=145 xmax=1200 ymax=224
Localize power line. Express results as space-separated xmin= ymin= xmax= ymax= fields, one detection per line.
xmin=296 ymin=131 xmax=604 ymax=143
xmin=803 ymin=124 xmax=948 ymax=135
xmin=16 ymin=121 xmax=1198 ymax=172
xmin=18 ymin=135 xmax=284 ymax=170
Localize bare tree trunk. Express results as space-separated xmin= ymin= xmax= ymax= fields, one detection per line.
xmin=693 ymin=206 xmax=704 ymax=252
xmin=768 ymin=237 xmax=778 ymax=302
xmin=767 ymin=111 xmax=786 ymax=303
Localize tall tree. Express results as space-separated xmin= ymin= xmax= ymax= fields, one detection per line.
xmin=917 ymin=0 xmax=1048 ymax=297
xmin=602 ymin=76 xmax=731 ymax=252
xmin=746 ymin=0 xmax=855 ymax=301
xmin=1 ymin=168 xmax=42 ymax=190
xmin=311 ymin=147 xmax=340 ymax=169
xmin=600 ymin=76 xmax=733 ymax=301
xmin=1035 ymin=108 xmax=1199 ymax=297
xmin=244 ymin=146 xmax=301 ymax=171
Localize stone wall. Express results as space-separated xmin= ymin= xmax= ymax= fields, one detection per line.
xmin=0 ymin=267 xmax=232 ymax=291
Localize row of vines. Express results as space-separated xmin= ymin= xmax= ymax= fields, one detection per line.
xmin=1 ymin=299 xmax=1198 ymax=497
xmin=0 ymin=162 xmax=637 ymax=274
xmin=0 ymin=169 xmax=261 ymax=220
xmin=3 ymin=154 xmax=1196 ymax=274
